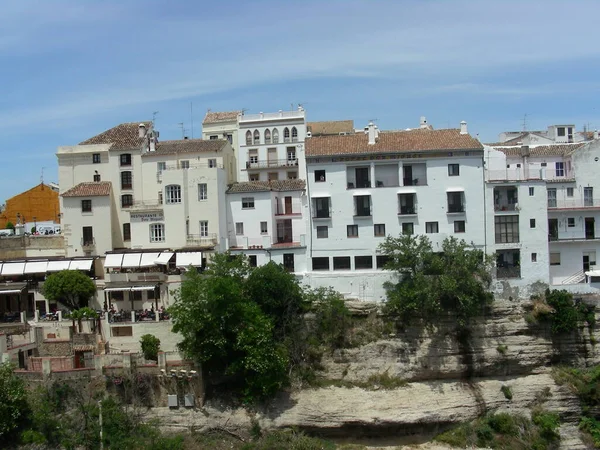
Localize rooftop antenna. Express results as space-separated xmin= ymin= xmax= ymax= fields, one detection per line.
xmin=190 ymin=102 xmax=194 ymax=139
xmin=152 ymin=111 xmax=159 ymax=126
xmin=41 ymin=167 xmax=45 ymax=184
xmin=241 ymin=108 xmax=248 ymax=116
xmin=522 ymin=113 xmax=528 ymax=132
xmin=178 ymin=122 xmax=186 ymax=139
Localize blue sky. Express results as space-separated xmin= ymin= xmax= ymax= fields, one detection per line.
xmin=1 ymin=0 xmax=599 ymax=200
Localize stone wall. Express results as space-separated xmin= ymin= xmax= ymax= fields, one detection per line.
xmin=37 ymin=340 xmax=72 ymax=357
xmin=0 ymin=235 xmax=65 ymax=259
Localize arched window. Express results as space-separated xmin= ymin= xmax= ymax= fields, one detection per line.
xmin=272 ymin=128 xmax=279 ymax=144
xmin=284 ymin=127 xmax=290 ymax=142
xmin=291 ymin=127 xmax=298 ymax=142
xmin=253 ymin=130 xmax=260 ymax=144
xmin=245 ymin=130 xmax=252 ymax=145
xmin=264 ymin=129 xmax=271 ymax=144
xmin=165 ymin=185 xmax=182 ymax=204
xmin=121 ymin=194 xmax=133 ymax=208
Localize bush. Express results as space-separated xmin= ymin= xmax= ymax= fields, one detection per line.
xmin=532 ymin=410 xmax=560 ymax=442
xmin=308 ymin=287 xmax=351 ymax=349
xmin=5 ymin=222 xmax=14 ymax=230
xmin=140 ymin=334 xmax=161 ymax=361
xmin=580 ymin=416 xmax=600 ymax=447
xmin=497 ymin=344 xmax=508 ymax=355
xmin=501 ymin=385 xmax=513 ymax=400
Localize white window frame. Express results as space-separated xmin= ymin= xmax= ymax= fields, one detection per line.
xmin=199 ymin=221 xmax=209 ymax=237
xmin=180 ymin=160 xmax=190 ymax=169
xmin=157 ymin=162 xmax=166 ymax=173
xmin=198 ymin=183 xmax=208 ymax=201
xmin=165 ymin=185 xmax=182 ymax=204
xmin=150 ymin=223 xmax=165 ymax=243
xmin=260 ymin=221 xmax=268 ymax=234
xmin=316 ymin=226 xmax=328 ymax=238
xmin=555 ymin=161 xmax=565 ymax=177
xmin=242 ymin=197 xmax=255 ymax=209
xmin=208 ymin=159 xmax=217 ymax=168
xmin=235 ymin=222 xmax=244 ymax=235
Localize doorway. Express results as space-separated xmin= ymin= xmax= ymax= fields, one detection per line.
xmin=585 ymin=217 xmax=595 ymax=239
xmin=284 ymin=196 xmax=292 ymax=215
xmin=548 ymin=218 xmax=558 ymax=240
xmin=283 ymin=253 xmax=295 ymax=272
xmin=583 ymin=251 xmax=597 ymax=272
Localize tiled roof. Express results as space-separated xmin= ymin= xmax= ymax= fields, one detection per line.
xmin=227 ymin=179 xmax=306 ymax=194
xmin=61 ymin=182 xmax=112 ymax=197
xmin=306 ymin=128 xmax=482 ymax=157
xmin=307 ymin=120 xmax=354 ymax=136
xmin=202 ymin=111 xmax=240 ymax=124
xmin=79 ymin=122 xmax=151 ymax=150
xmin=141 ymin=139 xmax=227 ymax=157
xmin=496 ymin=143 xmax=585 ymax=157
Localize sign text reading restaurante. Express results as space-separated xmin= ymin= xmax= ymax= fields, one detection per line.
xmin=130 ymin=212 xmax=164 ymax=222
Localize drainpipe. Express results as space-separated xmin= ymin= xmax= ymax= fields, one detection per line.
xmin=482 ymin=155 xmax=488 ymax=254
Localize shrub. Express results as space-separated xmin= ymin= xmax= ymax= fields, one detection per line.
xmin=140 ymin=334 xmax=161 ymax=361
xmin=501 ymin=385 xmax=513 ymax=400
xmin=532 ymin=409 xmax=560 ymax=442
xmin=580 ymin=416 xmax=600 ymax=447
xmin=497 ymin=344 xmax=508 ymax=355
xmin=5 ymin=222 xmax=14 ymax=230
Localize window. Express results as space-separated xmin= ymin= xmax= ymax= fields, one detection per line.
xmin=226 ymin=134 xmax=233 ymax=144
xmin=557 ymin=127 xmax=566 ymax=137
xmin=541 ymin=162 xmax=547 ymax=167
xmin=287 ymin=172 xmax=297 ymax=180
xmin=555 ymin=162 xmax=565 ymax=177
xmin=284 ymin=127 xmax=290 ymax=142
xmin=157 ymin=162 xmax=166 ymax=173
xmin=401 ymin=222 xmax=414 ymax=235
xmin=568 ymin=217 xmax=575 ymax=227
xmin=120 ymin=153 xmax=132 ymax=166
xmin=198 ymin=183 xmax=208 ymax=200
xmin=347 ymin=225 xmax=358 ymax=238
xmin=253 ymin=130 xmax=260 ymax=144
xmin=158 ymin=191 xmax=163 ymax=204
xmin=272 ymin=128 xmax=279 ymax=143
xmin=123 ymin=223 xmax=131 ymax=241
xmin=374 ymin=224 xmax=386 ymax=237
xmin=248 ymin=255 xmax=257 ymax=267
xmin=448 ymin=164 xmax=460 ymax=176
xmin=242 ymin=197 xmax=255 ymax=209
xmin=264 ymin=129 xmax=271 ymax=144
xmin=333 ymin=257 xmax=351 ymax=270
xmin=93 ymin=173 xmax=101 ymax=182
xmin=315 ymin=170 xmax=326 ymax=182
xmin=447 ymin=192 xmax=464 ymax=213
xmin=121 ymin=194 xmax=133 ymax=208
xmin=398 ymin=193 xmax=416 ymax=215
xmin=550 ymin=252 xmax=561 ymax=266
xmin=82 ymin=226 xmax=94 ymax=245
xmin=245 ymin=130 xmax=252 ymax=145
xmin=316 ymin=226 xmax=328 ymax=238
xmin=547 ymin=188 xmax=557 ymax=207
xmin=531 ymin=253 xmax=537 ymax=262
xmin=180 ymin=160 xmax=190 ymax=169
xmin=260 ymin=221 xmax=268 ymax=234
xmin=165 ymin=185 xmax=181 ymax=204
xmin=208 ymin=159 xmax=217 ymax=168
xmin=312 ymin=257 xmax=329 ymax=271
xmin=313 ymin=197 xmax=330 ymax=218
xmin=285 ymin=254 xmax=295 ymax=273
xmin=584 ymin=187 xmax=594 ymax=206
xmin=121 ymin=171 xmax=132 ymax=190
xmin=200 ymin=221 xmax=209 ymax=237
xmin=235 ymin=222 xmax=244 ymax=235
xmin=530 ymin=218 xmax=536 ymax=228
xmin=92 ymin=153 xmax=101 ymax=164
xmin=268 ymin=172 xmax=278 ymax=181
xmin=291 ymin=127 xmax=298 ymax=142
xmin=355 ymin=256 xmax=373 ymax=269
xmin=495 ymin=215 xmax=519 ymax=243
xmin=149 ymin=223 xmax=165 ymax=242
xmin=248 ymin=150 xmax=258 ymax=165
xmin=426 ymin=222 xmax=439 ymax=233
xmin=529 ymin=187 xmax=535 ymax=196
xmin=376 ymin=255 xmax=390 ymax=269
xmin=354 ymin=195 xmax=371 ymax=216
xmin=249 ymin=173 xmax=259 ymax=181
xmin=81 ymin=199 xmax=92 ymax=213
xmin=209 ymin=135 xmax=218 ymax=140
xmin=567 ymin=187 xmax=574 ymax=197
xmin=287 ymin=147 xmax=296 ymax=162
xmin=454 ymin=220 xmax=466 ymax=233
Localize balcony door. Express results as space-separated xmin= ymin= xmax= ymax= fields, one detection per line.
xmin=548 ymin=218 xmax=558 ymax=240
xmin=584 ymin=187 xmax=594 ymax=207
xmin=268 ymin=148 xmax=277 ymax=167
xmin=277 ymin=220 xmax=292 ymax=243
xmin=284 ymin=196 xmax=292 ymax=215
xmin=82 ymin=226 xmax=94 ymax=245
xmin=583 ymin=251 xmax=597 ymax=272
xmin=585 ymin=217 xmax=595 ymax=239
xmin=355 ymin=168 xmax=370 ymax=188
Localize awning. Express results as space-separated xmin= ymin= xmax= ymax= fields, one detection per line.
xmin=130 ymin=285 xmax=156 ymax=291
xmin=154 ymin=252 xmax=174 ymax=265
xmin=310 ymin=193 xmax=330 ymax=198
xmin=446 ymin=187 xmax=465 ymax=192
xmin=397 ymin=188 xmax=417 ymax=194
xmin=176 ymin=252 xmax=202 ymax=268
xmin=69 ymin=259 xmax=93 ymax=271
xmin=24 ymin=261 xmax=49 ymax=274
xmin=139 ymin=253 xmax=160 ymax=267
xmin=585 ymin=270 xmax=600 ymax=277
xmin=104 ymin=254 xmax=124 ymax=269
xmin=352 ymin=191 xmax=371 ymax=196
xmin=122 ymin=253 xmax=142 ymax=268
xmin=104 ymin=286 xmax=131 ymax=292
xmin=0 ymin=288 xmax=25 ymax=295
xmin=47 ymin=260 xmax=71 ymax=272
xmin=2 ymin=262 xmax=25 ymax=276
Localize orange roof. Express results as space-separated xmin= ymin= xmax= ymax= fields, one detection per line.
xmin=61 ymin=182 xmax=112 ymax=197
xmin=79 ymin=122 xmax=151 ymax=150
xmin=306 ymin=128 xmax=482 ymax=157
xmin=307 ymin=120 xmax=354 ymax=136
xmin=495 ymin=143 xmax=584 ymax=157
xmin=202 ymin=111 xmax=240 ymax=124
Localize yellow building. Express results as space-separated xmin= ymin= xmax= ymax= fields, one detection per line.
xmin=0 ymin=183 xmax=60 ymax=229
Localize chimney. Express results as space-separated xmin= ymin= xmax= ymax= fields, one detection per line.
xmin=595 ymin=130 xmax=599 ymax=140
xmin=460 ymin=121 xmax=468 ymax=135
xmin=138 ymin=123 xmax=146 ymax=138
xmin=367 ymin=121 xmax=378 ymax=145
xmin=420 ymin=116 xmax=428 ymax=129
xmin=149 ymin=132 xmax=156 ymax=152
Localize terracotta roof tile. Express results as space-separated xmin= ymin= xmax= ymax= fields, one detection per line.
xmin=202 ymin=111 xmax=240 ymax=124
xmin=61 ymin=182 xmax=112 ymax=197
xmin=307 ymin=120 xmax=354 ymax=136
xmin=306 ymin=128 xmax=482 ymax=157
xmin=79 ymin=122 xmax=151 ymax=150
xmin=141 ymin=139 xmax=227 ymax=157
xmin=227 ymin=179 xmax=306 ymax=194
xmin=495 ymin=143 xmax=585 ymax=157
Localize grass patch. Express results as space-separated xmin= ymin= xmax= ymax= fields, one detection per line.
xmin=435 ymin=411 xmax=560 ymax=450
xmin=309 ymin=372 xmax=408 ymax=391
xmin=187 ymin=430 xmax=336 ymax=450
xmin=501 ymin=385 xmax=513 ymax=400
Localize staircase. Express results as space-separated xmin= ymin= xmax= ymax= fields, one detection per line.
xmin=562 ymin=270 xmax=586 ymax=285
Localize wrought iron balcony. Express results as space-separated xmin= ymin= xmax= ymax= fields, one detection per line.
xmin=185 ymin=233 xmax=218 ymax=247
xmin=245 ymin=159 xmax=298 ymax=170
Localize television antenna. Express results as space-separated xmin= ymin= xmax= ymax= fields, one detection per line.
xmin=178 ymin=122 xmax=186 ymax=139
xmin=41 ymin=167 xmax=45 ymax=184
xmin=522 ymin=113 xmax=528 ymax=132
xmin=152 ymin=111 xmax=159 ymax=126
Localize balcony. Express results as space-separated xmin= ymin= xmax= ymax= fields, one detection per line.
xmin=398 ymin=206 xmax=417 ymax=215
xmin=245 ymin=159 xmax=298 ymax=170
xmin=403 ymin=178 xmax=427 ymax=187
xmin=129 ymin=200 xmax=163 ymax=212
xmin=275 ymin=199 xmax=302 ymax=216
xmin=496 ymin=266 xmax=521 ymax=279
xmin=486 ymin=167 xmax=574 ymax=183
xmin=105 ymin=272 xmax=167 ymax=283
xmin=447 ymin=204 xmax=465 ymax=213
xmin=240 ymin=110 xmax=305 ymax=122
xmin=547 ymin=199 xmax=600 ymax=210
xmin=185 ymin=233 xmax=218 ymax=248
xmin=494 ymin=186 xmax=518 ymax=212
xmin=81 ymin=238 xmax=95 ymax=250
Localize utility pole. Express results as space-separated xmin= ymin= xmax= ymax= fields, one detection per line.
xmin=99 ymin=400 xmax=103 ymax=450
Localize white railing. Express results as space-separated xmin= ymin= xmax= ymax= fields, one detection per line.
xmin=548 ymin=199 xmax=600 ymax=209
xmin=486 ymin=168 xmax=573 ymax=182
xmin=240 ymin=110 xmax=305 ymax=122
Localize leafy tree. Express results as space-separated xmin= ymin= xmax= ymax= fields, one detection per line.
xmin=380 ymin=235 xmax=493 ymax=328
xmin=306 ymin=287 xmax=351 ymax=349
xmin=5 ymin=222 xmax=14 ymax=231
xmin=0 ymin=363 xmax=29 ymax=444
xmin=41 ymin=270 xmax=96 ymax=310
xmin=140 ymin=334 xmax=161 ymax=361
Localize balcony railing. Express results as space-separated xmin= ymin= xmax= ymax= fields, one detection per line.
xmin=347 ymin=181 xmax=371 ymax=189
xmin=105 ymin=272 xmax=167 ymax=283
xmin=494 ymin=203 xmax=518 ymax=212
xmin=548 ymin=199 xmax=600 ymax=209
xmin=403 ymin=178 xmax=427 ymax=187
xmin=398 ymin=206 xmax=417 ymax=215
xmin=447 ymin=204 xmax=465 ymax=213
xmin=313 ymin=209 xmax=330 ymax=219
xmin=185 ymin=233 xmax=218 ymax=247
xmin=275 ymin=200 xmax=302 ymax=216
xmin=81 ymin=238 xmax=95 ymax=248
xmin=240 ymin=110 xmax=305 ymax=122
xmin=496 ymin=266 xmax=521 ymax=279
xmin=246 ymin=159 xmax=298 ymax=170
xmin=486 ymin=168 xmax=574 ymax=182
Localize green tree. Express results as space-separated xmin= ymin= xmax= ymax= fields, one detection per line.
xmin=380 ymin=235 xmax=493 ymax=328
xmin=170 ymin=253 xmax=288 ymax=402
xmin=306 ymin=287 xmax=351 ymax=349
xmin=41 ymin=270 xmax=96 ymax=310
xmin=0 ymin=363 xmax=29 ymax=444
xmin=5 ymin=222 xmax=14 ymax=231
xmin=140 ymin=334 xmax=161 ymax=361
